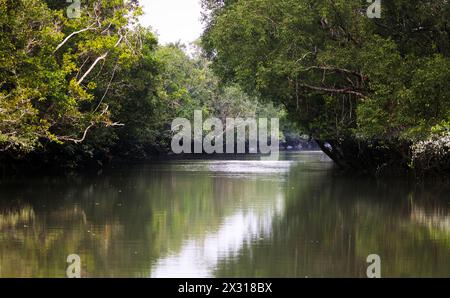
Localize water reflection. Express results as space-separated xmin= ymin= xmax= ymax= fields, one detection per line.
xmin=0 ymin=152 xmax=448 ymax=277
xmin=151 ymin=193 xmax=285 ymax=278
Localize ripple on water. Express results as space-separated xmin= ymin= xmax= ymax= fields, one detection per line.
xmin=175 ymin=160 xmax=296 ymax=174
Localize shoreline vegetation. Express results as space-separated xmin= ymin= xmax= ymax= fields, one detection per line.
xmin=1 ymin=0 xmax=449 ymax=178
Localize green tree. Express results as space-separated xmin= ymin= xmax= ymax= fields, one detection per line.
xmin=201 ymin=0 xmax=450 ymax=173
xmin=0 ymin=0 xmax=143 ymax=158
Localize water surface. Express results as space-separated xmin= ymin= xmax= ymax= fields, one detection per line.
xmin=0 ymin=152 xmax=448 ymax=277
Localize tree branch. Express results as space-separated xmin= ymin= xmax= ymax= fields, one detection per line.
xmin=77 ymin=52 xmax=108 ymax=85
xmin=93 ymin=63 xmax=118 ymax=113
xmin=299 ymin=83 xmax=367 ymax=99
xmin=58 ymin=123 xmax=95 ymax=144
xmin=53 ymin=24 xmax=96 ymax=54
xmin=303 ymin=66 xmax=368 ymax=81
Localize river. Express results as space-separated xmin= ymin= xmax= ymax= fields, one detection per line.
xmin=0 ymin=152 xmax=448 ymax=277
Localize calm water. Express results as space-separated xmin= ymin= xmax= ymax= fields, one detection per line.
xmin=0 ymin=152 xmax=449 ymax=278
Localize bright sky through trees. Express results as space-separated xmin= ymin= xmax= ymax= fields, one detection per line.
xmin=140 ymin=0 xmax=203 ymax=45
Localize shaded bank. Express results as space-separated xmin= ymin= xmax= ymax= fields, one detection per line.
xmin=316 ymin=137 xmax=449 ymax=177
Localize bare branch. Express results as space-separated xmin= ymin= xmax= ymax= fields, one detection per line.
xmin=303 ymin=66 xmax=368 ymax=81
xmin=53 ymin=24 xmax=96 ymax=54
xmin=76 ymin=57 xmax=91 ymax=79
xmin=104 ymin=121 xmax=125 ymax=127
xmin=294 ymin=52 xmax=314 ymax=64
xmin=58 ymin=123 xmax=95 ymax=144
xmin=115 ymin=34 xmax=124 ymax=47
xmin=77 ymin=52 xmax=108 ymax=85
xmin=299 ymin=83 xmax=367 ymax=99
xmin=93 ymin=64 xmax=118 ymax=113
xmin=57 ymin=105 xmax=124 ymax=144
xmin=75 ymin=28 xmax=125 ymax=85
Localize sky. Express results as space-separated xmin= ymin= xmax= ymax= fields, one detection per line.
xmin=140 ymin=0 xmax=204 ymax=45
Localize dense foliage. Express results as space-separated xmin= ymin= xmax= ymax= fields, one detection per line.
xmin=0 ymin=0 xmax=149 ymax=163
xmin=1 ymin=0 xmax=448 ymax=175
xmin=201 ymin=0 xmax=450 ymax=174
xmin=0 ymin=0 xmax=283 ymax=168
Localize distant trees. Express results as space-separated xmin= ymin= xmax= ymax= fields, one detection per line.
xmin=201 ymin=0 xmax=450 ymax=174
xmin=154 ymin=43 xmax=285 ymax=154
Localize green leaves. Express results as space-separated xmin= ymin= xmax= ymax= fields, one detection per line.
xmin=0 ymin=0 xmax=142 ymax=155
xmin=201 ymin=0 xmax=450 ymax=172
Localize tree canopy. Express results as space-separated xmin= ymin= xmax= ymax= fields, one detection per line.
xmin=0 ymin=0 xmax=282 ymax=168
xmin=201 ymin=0 xmax=450 ymax=173
xmin=0 ymin=0 xmax=448 ymax=175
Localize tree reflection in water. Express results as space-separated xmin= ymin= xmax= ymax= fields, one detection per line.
xmin=0 ymin=153 xmax=448 ymax=277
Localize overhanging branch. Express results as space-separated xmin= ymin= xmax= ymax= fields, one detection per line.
xmin=77 ymin=52 xmax=108 ymax=85
xmin=53 ymin=24 xmax=97 ymax=54
xmin=299 ymin=83 xmax=367 ymax=99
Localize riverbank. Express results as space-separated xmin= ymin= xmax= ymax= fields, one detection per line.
xmin=0 ymin=148 xmax=321 ymax=177
xmin=2 ymin=149 xmax=449 ymax=185
xmin=1 ymin=130 xmax=448 ymax=179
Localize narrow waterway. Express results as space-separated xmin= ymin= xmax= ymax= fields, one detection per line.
xmin=0 ymin=152 xmax=448 ymax=277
